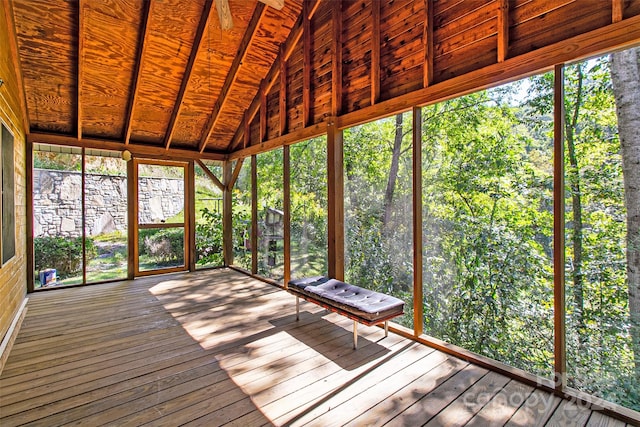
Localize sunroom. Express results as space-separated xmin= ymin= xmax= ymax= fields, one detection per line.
xmin=1 ymin=0 xmax=640 ymax=425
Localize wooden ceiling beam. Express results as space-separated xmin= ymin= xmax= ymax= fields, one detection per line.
xmin=28 ymin=132 xmax=226 ymax=161
xmin=228 ymin=157 xmax=244 ymax=189
xmin=124 ymin=0 xmax=153 ymax=145
xmin=196 ymin=159 xmax=224 ymax=190
xmin=280 ymin=44 xmax=287 ymax=134
xmin=165 ymin=0 xmax=215 ymax=150
xmin=77 ymin=0 xmax=85 ymax=139
xmin=198 ymin=2 xmax=267 ymax=153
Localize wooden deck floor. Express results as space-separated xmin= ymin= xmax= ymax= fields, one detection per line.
xmin=0 ymin=269 xmax=632 ymax=426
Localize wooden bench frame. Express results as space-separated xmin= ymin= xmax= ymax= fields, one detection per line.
xmin=288 ymin=288 xmax=403 ymax=349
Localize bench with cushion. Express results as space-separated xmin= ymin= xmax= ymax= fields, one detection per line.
xmin=287 ymin=276 xmax=405 ymax=349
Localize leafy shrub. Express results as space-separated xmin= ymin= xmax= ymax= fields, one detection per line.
xmin=34 ymin=236 xmax=97 ymax=279
xmin=139 ymin=228 xmax=184 ymax=264
xmin=196 ymin=207 xmax=223 ymax=266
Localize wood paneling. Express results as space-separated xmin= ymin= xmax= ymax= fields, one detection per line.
xmin=0 ymin=0 xmax=27 ymax=369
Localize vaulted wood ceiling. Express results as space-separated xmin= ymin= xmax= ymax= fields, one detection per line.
xmin=10 ymin=0 xmax=301 ymax=155
xmin=8 ymin=0 xmax=640 ymax=161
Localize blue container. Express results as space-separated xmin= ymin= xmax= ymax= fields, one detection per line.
xmin=39 ymin=269 xmax=57 ymax=286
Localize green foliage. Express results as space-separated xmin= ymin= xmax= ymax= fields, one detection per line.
xmin=196 ymin=207 xmax=223 ymax=266
xmin=34 ymin=236 xmax=97 ymax=279
xmin=139 ymin=228 xmax=184 ymax=265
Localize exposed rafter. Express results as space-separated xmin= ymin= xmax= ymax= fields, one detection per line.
xmin=164 ymin=0 xmax=215 ymax=150
xmin=371 ymin=0 xmax=380 ymax=105
xmin=124 ymin=0 xmax=153 ymax=145
xmin=198 ymin=2 xmax=267 ymax=153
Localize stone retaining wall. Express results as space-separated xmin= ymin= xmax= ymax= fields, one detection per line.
xmin=33 ymin=169 xmax=184 ymax=238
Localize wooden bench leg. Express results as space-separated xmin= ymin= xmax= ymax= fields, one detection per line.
xmin=385 ymin=321 xmax=388 ymax=337
xmin=296 ymin=296 xmax=299 ymax=321
xmin=353 ymin=321 xmax=358 ymax=349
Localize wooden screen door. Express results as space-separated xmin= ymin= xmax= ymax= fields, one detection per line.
xmin=133 ymin=159 xmax=189 ymax=276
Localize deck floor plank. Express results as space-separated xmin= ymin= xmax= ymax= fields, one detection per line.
xmin=0 ymin=269 xmax=631 ymax=426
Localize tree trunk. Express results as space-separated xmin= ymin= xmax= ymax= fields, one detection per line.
xmin=611 ymin=47 xmax=640 ymax=380
xmin=566 ymin=66 xmax=585 ymax=334
xmin=383 ymin=113 xmax=404 ymax=230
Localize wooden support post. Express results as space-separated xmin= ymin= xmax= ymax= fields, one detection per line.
xmin=413 ymin=106 xmax=424 ymax=337
xmin=283 ymin=145 xmax=291 ymax=287
xmin=127 ymin=158 xmax=136 ymax=279
xmin=251 ymin=155 xmax=258 ymax=274
xmin=327 ymin=119 xmax=344 ymax=280
xmin=26 ymin=139 xmax=34 ymax=292
xmin=81 ymin=148 xmax=86 ymax=285
xmin=222 ymin=160 xmax=233 ymax=267
xmin=553 ymin=64 xmax=566 ymax=390
xmin=187 ymin=160 xmax=196 ymax=271
xmin=353 ymin=320 xmax=358 ymax=349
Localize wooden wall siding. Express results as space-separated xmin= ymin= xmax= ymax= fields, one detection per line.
xmin=433 ymin=1 xmax=498 ymax=83
xmin=235 ymin=0 xmax=640 ymax=155
xmin=82 ymin=0 xmax=143 ymax=140
xmin=626 ymin=0 xmax=640 ymax=19
xmin=309 ymin=1 xmax=332 ymax=125
xmin=0 ymin=0 xmax=27 ymax=359
xmin=13 ymin=1 xmax=77 ymax=134
xmin=266 ymin=81 xmax=280 ymax=140
xmin=379 ymin=0 xmax=425 ymax=101
xmin=509 ymin=0 xmax=612 ymax=58
xmin=342 ymin=0 xmax=373 ymax=114
xmin=286 ymin=41 xmax=304 ymax=134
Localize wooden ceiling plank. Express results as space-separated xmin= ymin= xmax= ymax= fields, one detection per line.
xmin=124 ymin=0 xmax=153 ymax=145
xmin=196 ymin=159 xmax=225 ymax=190
xmin=165 ymin=0 xmax=215 ymax=150
xmin=371 ymin=0 xmax=380 ymax=105
xmin=198 ymin=2 xmax=268 ymax=153
xmin=302 ymin=0 xmax=311 ymax=127
xmin=331 ymin=0 xmax=342 ymax=116
xmin=424 ymin=0 xmax=434 ymax=87
xmin=77 ymin=0 xmax=84 ymax=139
xmin=497 ymin=0 xmax=509 ymax=62
xmin=28 ymin=132 xmax=226 ymax=161
xmin=2 ymin=0 xmax=30 ymax=133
